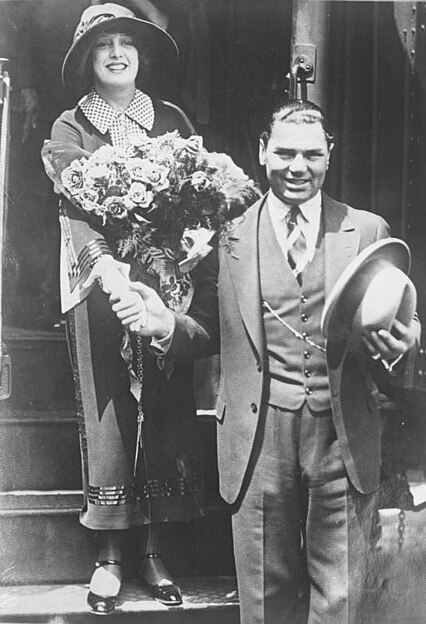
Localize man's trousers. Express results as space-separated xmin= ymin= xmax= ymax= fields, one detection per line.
xmin=231 ymin=402 xmax=377 ymax=624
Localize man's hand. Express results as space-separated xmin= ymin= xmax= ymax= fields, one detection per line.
xmin=110 ymin=287 xmax=148 ymax=333
xmin=363 ymin=318 xmax=416 ymax=363
xmin=111 ymin=282 xmax=174 ymax=338
xmin=83 ymin=256 xmax=148 ymax=331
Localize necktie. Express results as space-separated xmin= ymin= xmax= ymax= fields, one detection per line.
xmin=285 ymin=205 xmax=307 ymax=279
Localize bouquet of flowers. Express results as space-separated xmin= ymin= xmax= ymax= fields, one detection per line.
xmin=58 ymin=132 xmax=260 ymax=275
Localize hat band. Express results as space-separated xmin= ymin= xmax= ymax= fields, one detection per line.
xmin=74 ymin=13 xmax=119 ymax=42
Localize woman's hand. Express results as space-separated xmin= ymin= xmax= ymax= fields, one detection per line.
xmin=110 ymin=282 xmax=174 ymax=338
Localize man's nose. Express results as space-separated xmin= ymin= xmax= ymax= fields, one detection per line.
xmin=289 ymin=153 xmax=307 ymax=173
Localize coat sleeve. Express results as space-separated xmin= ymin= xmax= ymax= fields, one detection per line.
xmin=368 ymin=211 xmax=422 ymax=390
xmin=51 ymin=112 xmax=114 ymax=311
xmin=170 ymin=238 xmax=220 ymax=359
xmin=384 ymin=314 xmax=421 ymax=391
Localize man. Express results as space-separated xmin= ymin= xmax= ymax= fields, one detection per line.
xmin=112 ymin=97 xmax=419 ymax=623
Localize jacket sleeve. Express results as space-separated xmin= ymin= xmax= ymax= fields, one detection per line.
xmin=51 ymin=112 xmax=114 ymax=311
xmin=170 ymin=238 xmax=220 ymax=359
xmin=369 ymin=212 xmax=422 ymax=390
xmin=385 ymin=314 xmax=421 ymax=391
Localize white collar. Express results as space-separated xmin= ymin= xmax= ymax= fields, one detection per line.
xmin=78 ymin=89 xmax=155 ymax=133
xmin=267 ymin=189 xmax=322 ymax=224
xmin=267 ymin=189 xmax=322 ymax=265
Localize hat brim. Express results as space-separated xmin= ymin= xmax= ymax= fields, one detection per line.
xmin=62 ymin=16 xmax=178 ymax=99
xmin=321 ymin=238 xmax=411 ymax=340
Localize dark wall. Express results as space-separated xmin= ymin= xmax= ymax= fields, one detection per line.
xmin=325 ymin=1 xmax=426 ymax=325
xmin=2 ymin=0 xmax=426 ymax=326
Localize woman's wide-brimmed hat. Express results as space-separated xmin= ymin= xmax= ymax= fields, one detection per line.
xmin=62 ymin=3 xmax=179 ymax=98
xmin=321 ymin=238 xmax=417 ymax=340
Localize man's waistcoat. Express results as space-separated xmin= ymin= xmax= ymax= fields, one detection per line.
xmin=259 ymin=203 xmax=331 ymax=411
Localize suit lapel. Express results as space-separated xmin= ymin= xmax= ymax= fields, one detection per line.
xmin=222 ymin=192 xmax=361 ymax=361
xmin=323 ymin=193 xmax=361 ymax=298
xmin=222 ymin=195 xmax=266 ymax=362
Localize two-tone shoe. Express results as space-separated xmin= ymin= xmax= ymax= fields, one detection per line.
xmin=140 ymin=553 xmax=183 ymax=606
xmin=87 ymin=560 xmax=122 ymax=616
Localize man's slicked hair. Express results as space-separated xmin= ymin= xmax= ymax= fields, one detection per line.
xmin=259 ymin=93 xmax=335 ymax=147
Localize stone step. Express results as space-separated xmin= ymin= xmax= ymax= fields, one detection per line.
xmin=0 ymin=409 xmax=81 ymax=491
xmin=3 ymin=327 xmax=74 ymax=411
xmin=3 ymin=326 xmax=219 ymax=414
xmin=0 ymin=491 xmax=234 ymax=585
xmin=0 ymin=408 xmax=223 ymax=507
xmin=1 ymin=326 xmax=222 ymax=501
xmin=0 ymin=577 xmax=240 ymax=624
xmin=2 ymin=493 xmax=423 ymax=619
xmin=0 ymin=491 xmax=96 ymax=585
xmin=0 ymin=326 xmax=229 ymax=587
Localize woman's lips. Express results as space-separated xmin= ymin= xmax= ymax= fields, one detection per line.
xmin=107 ymin=63 xmax=128 ymax=72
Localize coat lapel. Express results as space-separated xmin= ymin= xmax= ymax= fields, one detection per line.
xmin=222 ymin=192 xmax=361 ymax=362
xmin=323 ymin=193 xmax=361 ymax=298
xmin=222 ymin=195 xmax=266 ymax=363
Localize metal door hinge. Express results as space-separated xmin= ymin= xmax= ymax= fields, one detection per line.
xmin=291 ymin=44 xmax=316 ymax=82
xmin=0 ymin=354 xmax=11 ymax=400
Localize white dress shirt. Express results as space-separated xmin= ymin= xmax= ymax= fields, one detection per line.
xmin=267 ymin=189 xmax=322 ymax=270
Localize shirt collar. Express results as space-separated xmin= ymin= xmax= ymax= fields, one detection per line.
xmin=78 ymin=89 xmax=155 ymax=134
xmin=267 ymin=189 xmax=322 ymax=224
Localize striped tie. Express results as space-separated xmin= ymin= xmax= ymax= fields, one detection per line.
xmin=285 ymin=205 xmax=307 ymax=280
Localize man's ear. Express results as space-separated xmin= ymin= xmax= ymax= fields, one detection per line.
xmin=259 ymin=137 xmax=266 ymax=166
xmin=326 ymin=142 xmax=334 ymax=169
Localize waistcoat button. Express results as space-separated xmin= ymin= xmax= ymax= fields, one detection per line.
xmin=251 ymin=403 xmax=258 ymax=413
xmin=305 ymin=387 xmax=312 ymax=395
xmin=304 ymin=350 xmax=311 ymax=359
xmin=304 ymin=369 xmax=311 ymax=378
xmin=301 ymin=314 xmax=308 ymax=322
xmin=301 ymin=295 xmax=308 ymax=303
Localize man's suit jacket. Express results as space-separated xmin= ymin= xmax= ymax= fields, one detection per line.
xmin=171 ymin=192 xmax=420 ymax=504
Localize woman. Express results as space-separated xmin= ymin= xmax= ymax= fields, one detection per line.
xmin=43 ymin=3 xmax=205 ymax=615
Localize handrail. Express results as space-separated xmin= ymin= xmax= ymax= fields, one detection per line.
xmin=0 ymin=58 xmax=12 ymax=400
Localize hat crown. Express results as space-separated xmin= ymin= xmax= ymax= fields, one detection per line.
xmin=321 ymin=238 xmax=416 ymax=340
xmin=73 ymin=3 xmax=136 ymax=43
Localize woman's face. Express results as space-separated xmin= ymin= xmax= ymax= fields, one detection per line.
xmin=92 ymin=32 xmax=139 ymax=89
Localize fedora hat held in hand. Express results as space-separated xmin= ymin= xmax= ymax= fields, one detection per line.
xmin=321 ymin=238 xmax=417 ymax=341
xmin=62 ymin=3 xmax=178 ymax=98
